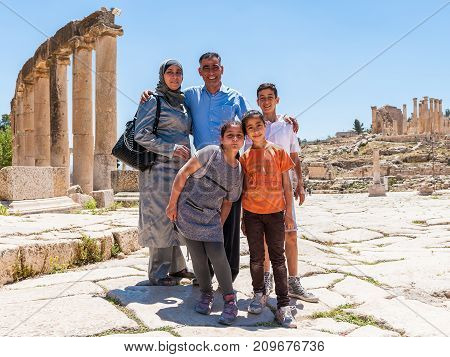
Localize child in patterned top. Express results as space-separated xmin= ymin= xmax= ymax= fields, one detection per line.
xmin=166 ymin=120 xmax=244 ymax=325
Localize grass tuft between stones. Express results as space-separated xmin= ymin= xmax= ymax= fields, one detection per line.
xmin=49 ymin=256 xmax=69 ymax=274
xmin=111 ymin=242 xmax=122 ymax=258
xmin=83 ymin=198 xmax=97 ymax=210
xmin=12 ymin=257 xmax=36 ymax=281
xmin=0 ymin=205 xmax=9 ymax=216
xmin=99 ymin=295 xmax=181 ymax=337
xmin=74 ymin=233 xmax=103 ymax=266
xmin=324 ymin=269 xmax=383 ymax=287
xmin=311 ymin=304 xmax=404 ymax=335
xmin=412 ymin=220 xmax=426 ymax=225
xmin=312 ymin=304 xmax=378 ymax=327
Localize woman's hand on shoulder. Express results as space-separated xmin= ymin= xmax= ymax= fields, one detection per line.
xmin=140 ymin=90 xmax=153 ymax=104
xmin=173 ymin=144 xmax=191 ymax=161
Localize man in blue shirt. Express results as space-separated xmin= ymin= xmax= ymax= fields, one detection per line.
xmin=184 ymin=53 xmax=250 ymax=149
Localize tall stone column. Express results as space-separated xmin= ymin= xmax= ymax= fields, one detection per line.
xmin=34 ymin=66 xmax=51 ymax=166
xmin=72 ymin=38 xmax=94 ymax=194
xmin=434 ymin=99 xmax=440 ymax=134
xmin=14 ymin=86 xmax=24 ymax=165
xmin=401 ymin=104 xmax=407 ymax=135
xmin=423 ymin=96 xmax=429 ymax=134
xmin=10 ymin=98 xmax=17 ymax=166
xmin=412 ymin=97 xmax=418 ymax=134
xmin=429 ymin=98 xmax=435 ymax=134
xmin=93 ymin=27 xmax=123 ymax=190
xmin=438 ymin=99 xmax=444 ymax=134
xmin=418 ymin=102 xmax=423 ymax=134
xmin=371 ymin=106 xmax=378 ymax=134
xmin=22 ymin=78 xmax=35 ymax=166
xmin=49 ymin=54 xmax=71 ymax=184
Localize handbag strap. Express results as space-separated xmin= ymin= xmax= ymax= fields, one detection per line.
xmin=133 ymin=95 xmax=162 ymax=134
xmin=152 ymin=95 xmax=161 ymax=135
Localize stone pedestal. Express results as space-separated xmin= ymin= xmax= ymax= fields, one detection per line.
xmin=72 ymin=39 xmax=94 ymax=194
xmin=34 ymin=67 xmax=51 ymax=166
xmin=418 ymin=185 xmax=434 ymax=196
xmin=50 ymin=55 xmax=70 ymax=181
xmin=111 ymin=170 xmax=139 ymax=192
xmin=0 ymin=166 xmax=69 ymax=201
xmin=368 ymin=183 xmax=386 ymax=197
xmin=368 ymin=149 xmax=386 ymax=197
xmin=91 ymin=189 xmax=115 ymax=208
xmin=94 ymin=32 xmax=120 ymax=190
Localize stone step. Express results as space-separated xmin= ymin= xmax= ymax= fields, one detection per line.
xmin=114 ymin=192 xmax=139 ymax=203
xmin=0 ymin=222 xmax=140 ymax=287
xmin=1 ymin=196 xmax=81 ymax=215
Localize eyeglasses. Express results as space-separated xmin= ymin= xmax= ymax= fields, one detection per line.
xmin=201 ymin=64 xmax=221 ymax=72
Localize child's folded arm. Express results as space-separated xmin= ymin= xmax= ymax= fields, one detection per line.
xmin=166 ymin=156 xmax=203 ymax=221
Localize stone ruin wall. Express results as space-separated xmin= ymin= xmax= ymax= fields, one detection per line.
xmin=9 ymin=8 xmax=123 ymax=194
xmin=371 ymin=97 xmax=450 ymax=138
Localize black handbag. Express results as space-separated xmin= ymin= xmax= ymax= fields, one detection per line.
xmin=112 ymin=96 xmax=161 ymax=171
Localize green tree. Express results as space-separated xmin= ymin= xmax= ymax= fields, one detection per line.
xmin=0 ymin=114 xmax=12 ymax=168
xmin=353 ymin=119 xmax=364 ymax=134
xmin=445 ymin=109 xmax=450 ymax=117
xmin=0 ymin=114 xmax=10 ymax=130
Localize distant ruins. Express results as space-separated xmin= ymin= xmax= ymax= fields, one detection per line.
xmin=371 ymin=97 xmax=449 ymax=137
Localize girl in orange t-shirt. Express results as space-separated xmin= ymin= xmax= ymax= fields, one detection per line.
xmin=240 ymin=110 xmax=297 ymax=328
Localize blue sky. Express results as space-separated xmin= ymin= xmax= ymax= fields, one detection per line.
xmin=1 ymin=0 xmax=449 ymax=140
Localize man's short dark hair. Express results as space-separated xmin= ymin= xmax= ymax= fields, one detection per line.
xmin=199 ymin=52 xmax=221 ymax=64
xmin=241 ymin=110 xmax=265 ymax=135
xmin=257 ymin=83 xmax=278 ymax=98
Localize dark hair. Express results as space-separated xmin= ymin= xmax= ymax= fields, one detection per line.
xmin=241 ymin=110 xmax=265 ymax=136
xmin=220 ymin=120 xmax=243 ymax=158
xmin=220 ymin=120 xmax=243 ymax=138
xmin=257 ymin=83 xmax=278 ymax=98
xmin=199 ymin=52 xmax=221 ymax=64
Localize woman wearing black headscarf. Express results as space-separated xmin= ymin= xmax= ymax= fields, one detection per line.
xmin=134 ymin=59 xmax=194 ymax=286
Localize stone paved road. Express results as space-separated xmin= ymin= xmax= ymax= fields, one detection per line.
xmin=0 ymin=192 xmax=449 ymax=337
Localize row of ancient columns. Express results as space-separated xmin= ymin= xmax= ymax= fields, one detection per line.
xmin=412 ymin=96 xmax=445 ymax=135
xmin=12 ymin=27 xmax=122 ymax=194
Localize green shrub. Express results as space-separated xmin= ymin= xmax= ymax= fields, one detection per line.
xmin=83 ymin=198 xmax=97 ymax=210
xmin=0 ymin=205 xmax=9 ymax=216
xmin=74 ymin=233 xmax=102 ymax=266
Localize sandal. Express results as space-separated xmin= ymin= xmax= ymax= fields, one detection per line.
xmin=169 ymin=268 xmax=196 ymax=280
xmin=154 ymin=276 xmax=179 ymax=286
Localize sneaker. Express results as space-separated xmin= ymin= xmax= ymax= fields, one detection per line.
xmin=247 ymin=292 xmax=268 ymax=314
xmin=195 ymin=292 xmax=214 ymax=315
xmin=264 ymin=272 xmax=274 ymax=295
xmin=288 ymin=276 xmax=319 ymax=303
xmin=275 ymin=306 xmax=297 ymax=328
xmin=218 ymin=293 xmax=238 ymax=325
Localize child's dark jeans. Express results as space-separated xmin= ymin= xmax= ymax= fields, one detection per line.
xmin=243 ymin=209 xmax=289 ymax=309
